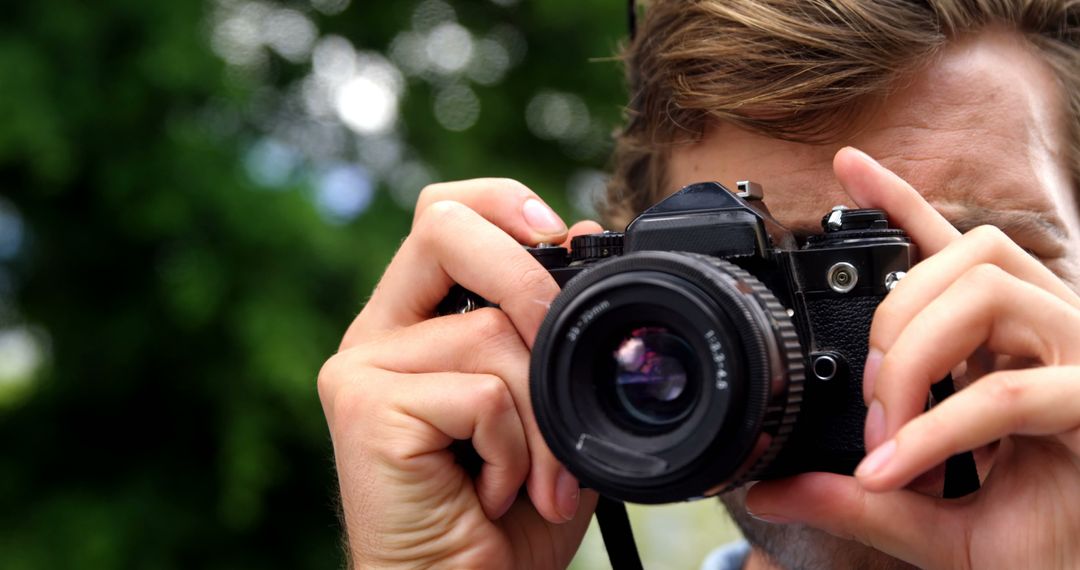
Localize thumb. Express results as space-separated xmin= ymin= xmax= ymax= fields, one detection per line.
xmin=745 ymin=473 xmax=965 ymax=569
xmin=561 ymin=220 xmax=605 ymax=248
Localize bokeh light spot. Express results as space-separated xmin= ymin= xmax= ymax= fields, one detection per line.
xmin=466 ymin=38 xmax=510 ymax=85
xmin=526 ymin=90 xmax=590 ymax=141
xmin=333 ymin=53 xmax=404 ymax=135
xmin=263 ymin=8 xmax=317 ymax=63
xmin=310 ymin=0 xmax=350 ymax=16
xmin=315 ymin=164 xmax=374 ymax=223
xmin=425 ymin=22 xmax=474 ymax=74
xmin=434 ymin=84 xmax=480 ymax=132
xmin=411 ymin=0 xmax=456 ymax=32
xmin=245 ymin=138 xmax=301 ymax=187
xmin=389 ymin=160 xmax=436 ymax=209
xmin=0 ymin=327 xmax=44 ymax=391
xmin=567 ymin=168 xmax=608 ymax=218
xmin=0 ymin=199 xmax=25 ymax=260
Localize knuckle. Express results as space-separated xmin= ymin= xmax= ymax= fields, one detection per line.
xmin=317 ymin=353 xmax=381 ymax=427
xmin=416 ymin=182 xmax=449 ymax=211
xmin=510 ymin=258 xmax=556 ymax=295
xmin=317 ymin=353 xmax=347 ymax=404
xmin=470 ymin=374 xmax=514 ymax=416
xmin=960 ymin=262 xmax=1006 ymax=286
xmin=467 ymin=307 xmax=516 ymax=344
xmin=966 ymin=224 xmax=1006 ymax=241
xmin=966 ymin=224 xmax=1012 ymax=254
xmin=485 ymin=177 xmax=531 ymax=196
xmin=985 ymin=372 xmax=1027 ymax=409
xmin=414 ymin=200 xmax=470 ymax=241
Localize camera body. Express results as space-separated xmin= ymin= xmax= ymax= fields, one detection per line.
xmin=445 ymin=181 xmax=914 ymax=503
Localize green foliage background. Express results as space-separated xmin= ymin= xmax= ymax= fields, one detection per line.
xmin=0 ymin=1 xmax=737 ymax=567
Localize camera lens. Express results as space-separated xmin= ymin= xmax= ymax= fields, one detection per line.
xmin=530 ymin=251 xmax=804 ymax=504
xmin=611 ymin=326 xmax=694 ymax=428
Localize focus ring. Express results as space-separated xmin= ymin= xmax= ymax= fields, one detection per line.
xmin=684 ymin=256 xmax=805 ymax=491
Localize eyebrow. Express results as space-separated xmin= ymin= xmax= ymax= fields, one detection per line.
xmin=941 ymin=205 xmax=1069 ymax=242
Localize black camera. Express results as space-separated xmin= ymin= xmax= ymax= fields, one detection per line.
xmin=446 ymin=181 xmax=914 ymax=504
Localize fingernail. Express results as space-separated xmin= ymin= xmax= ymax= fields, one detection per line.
xmin=856 ymin=439 xmax=896 ymax=479
xmin=863 ymin=348 xmax=882 ymax=403
xmin=555 ymin=468 xmax=580 ymax=521
xmin=747 ymin=510 xmax=794 ymax=524
xmin=523 ymin=198 xmax=567 ymax=235
xmin=864 ymin=399 xmax=886 ymax=450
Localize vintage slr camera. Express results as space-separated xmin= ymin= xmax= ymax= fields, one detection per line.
xmin=447 ymin=181 xmax=914 ymax=504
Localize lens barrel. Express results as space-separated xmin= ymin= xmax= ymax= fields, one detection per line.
xmin=530 ymin=251 xmax=803 ymax=503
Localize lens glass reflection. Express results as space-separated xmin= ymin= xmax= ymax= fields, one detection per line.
xmin=612 ymin=326 xmax=695 ymax=427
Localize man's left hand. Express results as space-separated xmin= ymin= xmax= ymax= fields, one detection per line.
xmin=745 ymin=147 xmax=1080 ymax=570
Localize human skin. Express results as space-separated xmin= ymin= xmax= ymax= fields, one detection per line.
xmin=318 ymin=27 xmax=1080 ymax=569
xmin=667 ymin=28 xmax=1080 ymax=569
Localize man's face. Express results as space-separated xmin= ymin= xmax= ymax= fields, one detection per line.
xmin=664 ymin=28 xmax=1080 ymax=569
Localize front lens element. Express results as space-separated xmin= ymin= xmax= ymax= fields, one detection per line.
xmin=612 ymin=327 xmax=694 ymax=427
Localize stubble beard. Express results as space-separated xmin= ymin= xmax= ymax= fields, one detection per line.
xmin=718 ymin=486 xmax=918 ymax=570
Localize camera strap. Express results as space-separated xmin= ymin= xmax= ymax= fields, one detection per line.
xmin=931 ymin=374 xmax=981 ymax=498
xmin=597 ymin=495 xmax=644 ymax=570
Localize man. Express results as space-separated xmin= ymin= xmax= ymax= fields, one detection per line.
xmin=318 ymin=1 xmax=1080 ymax=568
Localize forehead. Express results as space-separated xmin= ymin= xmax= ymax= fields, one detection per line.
xmin=666 ymin=28 xmax=1077 ymax=241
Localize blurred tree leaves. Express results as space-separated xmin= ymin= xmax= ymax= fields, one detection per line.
xmin=0 ymin=0 xmax=625 ymax=567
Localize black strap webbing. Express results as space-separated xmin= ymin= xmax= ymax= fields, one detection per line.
xmin=596 ymin=495 xmax=644 ymax=570
xmin=931 ymin=374 xmax=981 ymax=499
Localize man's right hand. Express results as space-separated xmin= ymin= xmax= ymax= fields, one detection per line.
xmin=318 ymin=178 xmax=601 ymax=568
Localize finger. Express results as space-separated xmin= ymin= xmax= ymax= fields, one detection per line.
xmin=355 ymin=308 xmax=531 ymax=377
xmin=352 ymin=369 xmax=530 ymax=521
xmin=348 ymin=200 xmax=560 ymax=348
xmin=869 ymin=264 xmax=1080 ymax=447
xmin=745 ymin=473 xmax=962 ymax=570
xmin=349 ymin=309 xmax=579 ymax=524
xmin=501 ymin=489 xmax=601 ymax=565
xmin=869 ymin=225 xmax=1080 ymax=362
xmin=856 ymin=366 xmax=1080 ymax=492
xmin=415 ymin=178 xmax=568 ymax=245
xmin=562 ymin=220 xmax=605 ymax=248
xmin=833 ymin=146 xmax=961 ymax=256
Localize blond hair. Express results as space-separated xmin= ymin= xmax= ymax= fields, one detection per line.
xmin=604 ymin=0 xmax=1080 ymax=228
